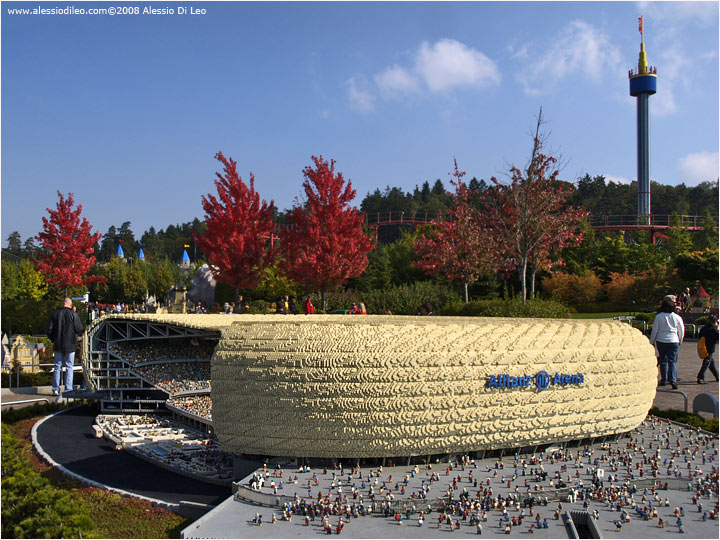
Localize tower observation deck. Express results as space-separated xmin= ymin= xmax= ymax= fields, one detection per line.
xmin=629 ymin=16 xmax=657 ymax=224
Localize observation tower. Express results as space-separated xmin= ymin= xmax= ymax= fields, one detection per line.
xmin=629 ymin=16 xmax=657 ymax=224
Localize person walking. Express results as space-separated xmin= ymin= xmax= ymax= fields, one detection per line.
xmin=697 ymin=315 xmax=719 ymax=384
xmin=649 ymin=296 xmax=685 ymax=389
xmin=47 ymin=297 xmax=84 ymax=396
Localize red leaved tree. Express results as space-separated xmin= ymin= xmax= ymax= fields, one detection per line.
xmin=278 ymin=156 xmax=374 ymax=311
xmin=414 ymin=160 xmax=495 ymax=302
xmin=193 ymin=152 xmax=276 ymax=294
xmin=35 ymin=191 xmax=103 ymax=292
xmin=483 ymin=115 xmax=588 ymax=301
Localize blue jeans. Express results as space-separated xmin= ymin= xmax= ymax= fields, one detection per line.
xmin=698 ymin=354 xmax=718 ymax=381
xmin=657 ymin=342 xmax=679 ymax=384
xmin=52 ymin=351 xmax=75 ymax=392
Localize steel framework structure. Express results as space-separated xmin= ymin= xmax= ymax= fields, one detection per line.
xmin=83 ymin=318 xmax=219 ymax=416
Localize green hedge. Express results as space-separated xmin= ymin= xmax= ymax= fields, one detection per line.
xmin=649 ymin=408 xmax=718 ymax=433
xmin=573 ymin=301 xmax=630 ymax=314
xmin=1 ymin=371 xmax=52 ymax=388
xmin=2 ymin=300 xmax=88 ymax=336
xmin=633 ymin=312 xmax=656 ymax=324
xmin=324 ymin=282 xmax=461 ymax=315
xmin=1 ymin=402 xmax=67 ymax=424
xmin=1 ymin=422 xmax=95 ymax=538
xmin=438 ymin=298 xmax=570 ymax=318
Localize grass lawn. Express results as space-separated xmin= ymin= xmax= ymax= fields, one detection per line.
xmin=569 ymin=312 xmax=631 ymax=319
xmin=3 ymin=413 xmax=189 ymax=539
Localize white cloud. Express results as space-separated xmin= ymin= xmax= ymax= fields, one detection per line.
xmin=638 ymin=1 xmax=717 ymax=35
xmin=346 ymin=76 xmax=375 ymax=113
xmin=347 ymin=39 xmax=500 ymax=112
xmin=507 ymin=43 xmax=530 ymax=60
xmin=677 ymin=152 xmax=719 ymax=185
xmin=374 ymin=65 xmax=421 ymax=99
xmin=634 ymin=2 xmax=718 ymax=118
xmin=516 ymin=20 xmax=623 ymax=95
xmin=414 ymin=39 xmax=501 ymax=92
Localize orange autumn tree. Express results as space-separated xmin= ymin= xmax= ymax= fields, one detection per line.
xmin=279 ymin=156 xmax=374 ymax=311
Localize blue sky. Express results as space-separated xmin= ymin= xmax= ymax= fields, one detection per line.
xmin=2 ymin=1 xmax=718 ymax=245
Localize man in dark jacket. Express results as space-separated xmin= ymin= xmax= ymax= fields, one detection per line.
xmin=47 ymin=298 xmax=84 ymax=395
xmin=697 ymin=315 xmax=719 ymax=384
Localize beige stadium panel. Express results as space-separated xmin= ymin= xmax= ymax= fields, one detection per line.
xmin=210 ymin=316 xmax=657 ymax=458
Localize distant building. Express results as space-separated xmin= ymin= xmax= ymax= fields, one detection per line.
xmin=181 ymin=249 xmax=191 ymax=269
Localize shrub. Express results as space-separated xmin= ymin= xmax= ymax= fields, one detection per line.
xmin=0 ymin=402 xmax=67 ymax=424
xmin=438 ymin=298 xmax=570 ymax=318
xmin=542 ymin=272 xmax=603 ymax=307
xmin=605 ymin=266 xmax=683 ymax=310
xmin=649 ymin=408 xmax=718 ymax=433
xmin=324 ymin=282 xmax=461 ymax=315
xmin=573 ymin=301 xmax=628 ymax=313
xmin=1 ymin=423 xmax=95 ymax=538
xmin=633 ymin=312 xmax=656 ymax=324
xmin=1 ymin=300 xmax=88 ymax=335
xmin=248 ymin=299 xmax=271 ymax=314
xmin=1 ymin=371 xmax=52 ymax=388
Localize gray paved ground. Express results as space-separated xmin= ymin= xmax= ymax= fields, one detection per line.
xmin=184 ymin=417 xmax=719 ymax=538
xmin=652 ymin=342 xmax=719 ymax=415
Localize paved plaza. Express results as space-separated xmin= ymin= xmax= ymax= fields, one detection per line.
xmin=184 ymin=416 xmax=718 ymax=538
xmin=652 ymin=341 xmax=719 ymax=415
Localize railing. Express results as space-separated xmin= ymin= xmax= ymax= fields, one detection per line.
xmin=2 ymin=397 xmax=51 ymax=407
xmin=361 ymin=212 xmax=716 ymax=229
xmin=364 ymin=211 xmax=444 ymax=226
xmin=629 ymin=66 xmax=657 ymax=77
xmin=587 ymin=214 xmax=715 ymax=229
xmin=3 ymin=362 xmax=82 ymax=389
xmin=656 ymin=388 xmax=689 ymax=412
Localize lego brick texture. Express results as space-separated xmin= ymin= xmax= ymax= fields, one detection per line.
xmin=210 ymin=316 xmax=657 ymax=458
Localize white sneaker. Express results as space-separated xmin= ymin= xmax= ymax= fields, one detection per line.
xmin=52 ymin=390 xmax=59 ymax=396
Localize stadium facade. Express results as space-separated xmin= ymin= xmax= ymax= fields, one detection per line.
xmin=84 ymin=314 xmax=657 ymax=459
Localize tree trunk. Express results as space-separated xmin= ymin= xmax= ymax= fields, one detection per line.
xmin=321 ymin=286 xmax=327 ymax=313
xmin=530 ymin=268 xmax=537 ymax=299
xmin=464 ymin=282 xmax=469 ymax=303
xmin=520 ymin=257 xmax=528 ymax=302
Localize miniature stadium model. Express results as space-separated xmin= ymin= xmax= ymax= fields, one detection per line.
xmin=84 ymin=314 xmax=657 ymax=459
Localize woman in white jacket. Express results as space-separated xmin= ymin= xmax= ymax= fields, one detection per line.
xmin=649 ymin=296 xmax=685 ymax=389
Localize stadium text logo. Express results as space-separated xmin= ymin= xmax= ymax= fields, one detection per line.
xmin=487 ymin=371 xmax=584 ymax=391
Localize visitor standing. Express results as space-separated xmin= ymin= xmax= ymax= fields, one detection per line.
xmin=697 ymin=315 xmax=719 ymax=384
xmin=649 ymin=296 xmax=685 ymax=389
xmin=304 ymin=295 xmax=315 ymax=315
xmin=47 ymin=297 xmax=84 ymax=396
